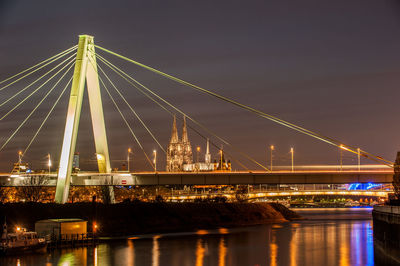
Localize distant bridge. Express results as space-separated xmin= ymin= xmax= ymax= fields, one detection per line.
xmin=167 ymin=189 xmax=390 ymax=201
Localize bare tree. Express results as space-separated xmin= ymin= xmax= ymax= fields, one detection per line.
xmin=393 ymin=152 xmax=400 ymax=200
xmin=235 ymin=185 xmax=249 ymax=202
xmin=17 ymin=175 xmax=49 ymax=202
xmin=0 ymin=187 xmax=8 ymax=202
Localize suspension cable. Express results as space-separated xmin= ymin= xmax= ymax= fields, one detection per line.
xmin=0 ymin=55 xmax=76 ymax=121
xmin=0 ymin=61 xmax=75 ymax=152
xmin=95 ymin=45 xmax=393 ymax=167
xmin=95 ymin=62 xmax=166 ymax=154
xmin=97 ymin=55 xmax=263 ymax=170
xmin=97 ymin=58 xmax=249 ymax=170
xmin=23 ymin=76 xmax=73 ymax=156
xmin=0 ymin=45 xmax=77 ymax=92
xmin=98 ymin=75 xmax=155 ymax=169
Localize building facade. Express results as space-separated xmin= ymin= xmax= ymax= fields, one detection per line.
xmin=166 ymin=116 xmax=230 ymax=172
xmin=166 ymin=116 xmax=193 ymax=171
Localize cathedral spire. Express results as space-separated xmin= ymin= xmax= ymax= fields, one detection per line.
xmin=181 ymin=115 xmax=189 ymax=143
xmin=181 ymin=115 xmax=193 ymax=164
xmin=170 ymin=115 xmax=179 ymax=143
xmin=205 ymin=138 xmax=211 ymax=164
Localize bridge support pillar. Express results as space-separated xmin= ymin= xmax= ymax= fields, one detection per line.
xmin=55 ymin=35 xmax=114 ymax=204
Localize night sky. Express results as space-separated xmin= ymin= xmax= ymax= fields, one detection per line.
xmin=0 ymin=1 xmax=400 ymax=172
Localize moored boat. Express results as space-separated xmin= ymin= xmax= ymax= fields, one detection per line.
xmin=1 ymin=223 xmax=47 ymax=255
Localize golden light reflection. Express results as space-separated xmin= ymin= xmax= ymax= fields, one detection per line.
xmin=290 ymin=227 xmax=298 ymax=266
xmin=127 ymin=239 xmax=135 ymax=266
xmin=340 ymin=225 xmax=349 ymax=266
xmin=269 ymin=232 xmax=277 ymax=266
xmin=196 ymin=229 xmax=209 ymax=235
xmin=195 ymin=238 xmax=205 ymax=266
xmin=218 ymin=237 xmax=227 ymax=266
xmin=94 ymin=247 xmax=98 ymax=266
xmin=272 ymin=225 xmax=283 ymax=229
xmin=218 ymin=228 xmax=229 ymax=234
xmin=152 ymin=235 xmax=161 ymax=266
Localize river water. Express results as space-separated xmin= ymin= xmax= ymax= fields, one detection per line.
xmin=1 ymin=208 xmax=392 ymax=266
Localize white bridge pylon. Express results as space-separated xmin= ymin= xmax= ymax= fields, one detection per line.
xmin=55 ymin=35 xmax=114 ymax=203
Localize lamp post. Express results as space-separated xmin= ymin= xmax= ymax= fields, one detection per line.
xmin=339 ymin=145 xmax=344 ymax=171
xmin=153 ymin=150 xmax=157 ymax=172
xmin=18 ymin=151 xmax=22 ymax=174
xmin=357 ymin=148 xmax=361 ymax=171
xmin=290 ymin=147 xmax=294 ymax=172
xmin=196 ymin=146 xmax=200 ymax=163
xmin=47 ymin=154 xmax=52 ymax=175
xmin=127 ymin=148 xmax=132 ymax=172
xmin=220 ymin=149 xmax=223 ymax=171
xmin=270 ymin=145 xmax=274 ymax=171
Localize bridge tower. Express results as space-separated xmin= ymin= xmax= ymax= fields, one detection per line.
xmin=55 ymin=35 xmax=114 ymax=204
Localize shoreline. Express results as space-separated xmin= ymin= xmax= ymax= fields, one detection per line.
xmin=0 ymin=202 xmax=301 ymax=237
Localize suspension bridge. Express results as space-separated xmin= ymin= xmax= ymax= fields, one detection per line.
xmin=0 ymin=35 xmax=395 ymax=203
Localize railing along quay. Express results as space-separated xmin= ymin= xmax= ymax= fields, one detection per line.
xmin=46 ymin=233 xmax=99 ymax=249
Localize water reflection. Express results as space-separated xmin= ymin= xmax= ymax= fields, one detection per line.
xmin=269 ymin=232 xmax=277 ymax=266
xmin=0 ymin=208 xmax=382 ymax=266
xmin=289 ymin=225 xmax=297 ymax=266
xmin=152 ymin=235 xmax=161 ymax=266
xmin=218 ymin=237 xmax=226 ymax=266
xmin=93 ymin=246 xmax=97 ymax=266
xmin=195 ymin=238 xmax=205 ymax=266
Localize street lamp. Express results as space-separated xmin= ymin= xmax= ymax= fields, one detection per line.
xmin=153 ymin=150 xmax=157 ymax=172
xmin=339 ymin=145 xmax=344 ymax=171
xmin=196 ymin=146 xmax=200 ymax=163
xmin=290 ymin=147 xmax=294 ymax=172
xmin=47 ymin=154 xmax=52 ymax=175
xmin=357 ymin=148 xmax=361 ymax=171
xmin=127 ymin=148 xmax=132 ymax=172
xmin=17 ymin=151 xmax=22 ymax=173
xmin=219 ymin=149 xmax=223 ymax=170
xmin=270 ymin=145 xmax=274 ymax=171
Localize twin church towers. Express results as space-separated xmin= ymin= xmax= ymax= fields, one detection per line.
xmin=166 ymin=116 xmax=212 ymax=172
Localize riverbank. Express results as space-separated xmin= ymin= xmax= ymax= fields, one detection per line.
xmin=0 ymin=207 xmax=374 ymax=266
xmin=0 ymin=202 xmax=300 ymax=236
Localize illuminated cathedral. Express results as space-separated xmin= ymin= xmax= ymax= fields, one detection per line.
xmin=166 ymin=115 xmax=230 ymax=172
xmin=166 ymin=116 xmax=193 ymax=171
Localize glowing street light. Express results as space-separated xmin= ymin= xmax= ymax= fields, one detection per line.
xmin=270 ymin=145 xmax=275 ymax=171
xmin=290 ymin=147 xmax=294 ymax=172
xmin=127 ymin=148 xmax=132 ymax=172
xmin=196 ymin=146 xmax=200 ymax=163
xmin=17 ymin=151 xmax=23 ymax=174
xmin=339 ymin=145 xmax=344 ymax=171
xmin=93 ymin=222 xmax=98 ymax=234
xmin=47 ymin=154 xmax=52 ymax=175
xmin=153 ymin=150 xmax=157 ymax=172
xmin=220 ymin=149 xmax=223 ymax=170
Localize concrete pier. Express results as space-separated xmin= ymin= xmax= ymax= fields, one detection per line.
xmin=372 ymin=205 xmax=400 ymax=264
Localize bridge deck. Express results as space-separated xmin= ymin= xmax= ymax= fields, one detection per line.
xmin=0 ymin=170 xmax=394 ymax=186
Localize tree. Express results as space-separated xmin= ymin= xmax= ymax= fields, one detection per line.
xmin=393 ymin=152 xmax=400 ymax=200
xmin=17 ymin=175 xmax=49 ymax=202
xmin=235 ymin=186 xmax=249 ymax=202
